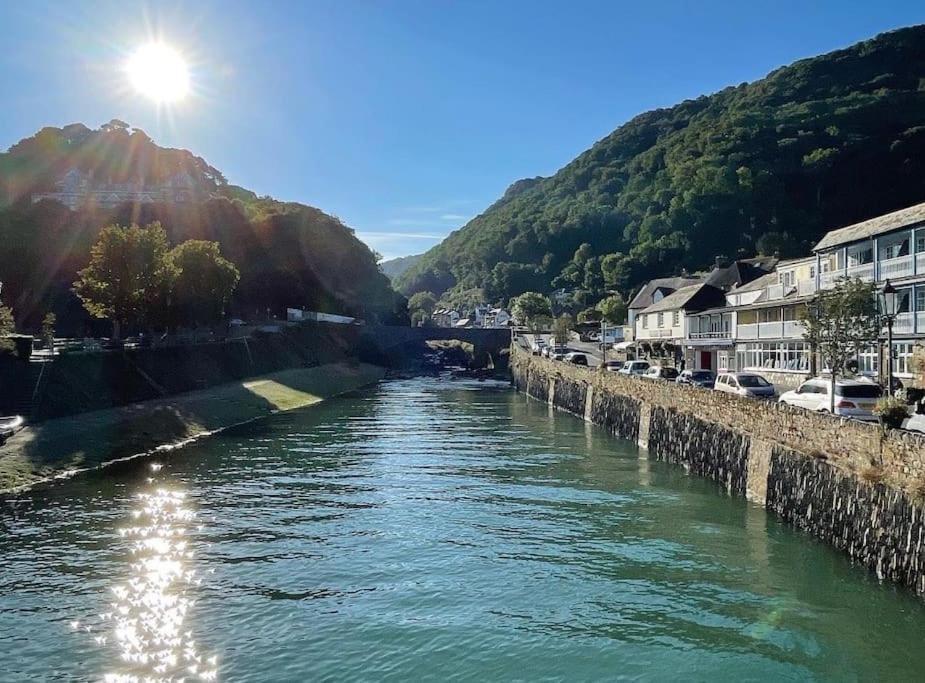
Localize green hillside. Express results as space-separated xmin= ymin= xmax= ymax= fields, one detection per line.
xmin=379 ymin=253 xmax=422 ymax=280
xmin=396 ymin=25 xmax=925 ymax=305
xmin=0 ymin=122 xmax=407 ymax=332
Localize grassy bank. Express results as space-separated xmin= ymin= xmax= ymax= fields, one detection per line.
xmin=0 ymin=361 xmax=385 ymax=492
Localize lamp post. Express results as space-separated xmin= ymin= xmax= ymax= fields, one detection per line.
xmin=879 ymin=279 xmax=899 ymax=395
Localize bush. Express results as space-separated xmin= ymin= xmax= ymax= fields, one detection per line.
xmin=873 ymin=396 xmax=909 ymax=429
xmin=860 ymin=465 xmax=885 ymax=484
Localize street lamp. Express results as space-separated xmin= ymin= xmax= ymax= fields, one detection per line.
xmin=879 ymin=279 xmax=899 ymax=394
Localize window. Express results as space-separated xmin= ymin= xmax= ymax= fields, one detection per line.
xmin=847 ymin=244 xmax=873 ymax=266
xmin=672 ymin=311 xmax=680 ymax=327
xmin=642 ymin=315 xmax=648 ymax=330
xmin=657 ymin=312 xmax=664 ymax=328
xmin=917 ymin=287 xmax=925 ymax=314
xmin=879 ymin=233 xmax=910 ymax=261
xmin=897 ymin=288 xmax=912 ymax=314
xmin=917 ymin=232 xmax=925 ymax=254
xmin=780 ymin=271 xmax=795 ymax=287
xmin=857 ymin=345 xmax=879 ymax=376
xmin=736 ymin=342 xmax=811 ymax=372
xmin=894 ymin=342 xmax=915 ymax=376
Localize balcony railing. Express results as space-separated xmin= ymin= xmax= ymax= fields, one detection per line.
xmin=766 ymin=284 xmax=785 ymax=300
xmin=737 ymin=323 xmax=758 ymax=340
xmin=878 ymin=255 xmax=914 ymax=280
xmin=891 ymin=312 xmax=915 ymax=335
xmin=782 ymin=320 xmax=806 ymax=338
xmin=688 ymin=330 xmax=732 ymax=340
xmin=917 ymin=253 xmax=925 ymax=274
xmin=758 ymin=322 xmax=783 ymax=337
xmin=797 ymin=279 xmax=817 ymax=296
xmin=918 ymin=312 xmax=925 ymax=334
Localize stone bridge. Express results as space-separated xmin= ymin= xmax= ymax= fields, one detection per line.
xmin=359 ymin=325 xmax=511 ymax=367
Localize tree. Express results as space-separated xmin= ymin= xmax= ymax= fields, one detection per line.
xmin=74 ymin=223 xmax=176 ymax=339
xmin=800 ymin=278 xmax=880 ymax=412
xmin=408 ymin=291 xmax=437 ymax=326
xmin=553 ymin=314 xmax=573 ymax=345
xmin=577 ymin=307 xmax=602 ymax=324
xmin=41 ymin=312 xmax=56 ymax=353
xmin=168 ymin=240 xmax=240 ymax=327
xmin=597 ymin=294 xmax=627 ymax=325
xmin=511 ymin=292 xmax=552 ymax=325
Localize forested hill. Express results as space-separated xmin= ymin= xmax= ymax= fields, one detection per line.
xmin=0 ymin=122 xmax=406 ymax=331
xmin=379 ymin=253 xmax=422 ymax=280
xmin=396 ymin=25 xmax=925 ymax=304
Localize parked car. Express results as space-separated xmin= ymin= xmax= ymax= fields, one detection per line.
xmin=714 ymin=372 xmax=776 ymax=399
xmin=531 ymin=339 xmax=546 ymax=355
xmin=564 ymin=352 xmax=589 ymax=366
xmin=643 ymin=366 xmax=680 ymax=381
xmin=619 ymin=360 xmax=650 ymax=376
xmin=676 ymin=369 xmax=716 ymax=388
xmin=602 ymin=360 xmax=624 ymax=372
xmin=779 ymin=377 xmax=882 ymax=420
xmin=549 ymin=346 xmax=570 ymax=361
xmin=587 ymin=331 xmax=601 ymax=341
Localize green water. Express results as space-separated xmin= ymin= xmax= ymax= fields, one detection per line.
xmin=2 ymin=376 xmax=925 ymax=681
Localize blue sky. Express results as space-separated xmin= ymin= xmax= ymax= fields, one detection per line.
xmin=0 ymin=1 xmax=923 ymax=260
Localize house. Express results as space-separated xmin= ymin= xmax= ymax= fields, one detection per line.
xmin=484 ymin=308 xmax=512 ymax=328
xmin=627 ymin=277 xmax=702 ymax=328
xmin=634 ymin=283 xmax=726 ymax=366
xmin=813 ymin=201 xmax=925 ymax=382
xmin=431 ymin=308 xmax=460 ymax=328
xmin=32 ymin=167 xmax=198 ymax=209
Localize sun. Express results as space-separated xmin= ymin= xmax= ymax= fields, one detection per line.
xmin=125 ymin=43 xmax=190 ymax=103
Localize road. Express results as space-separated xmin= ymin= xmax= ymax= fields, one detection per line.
xmin=516 ymin=333 xmax=607 ymax=368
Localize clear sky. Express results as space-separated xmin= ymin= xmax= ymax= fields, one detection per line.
xmin=0 ymin=1 xmax=923 ymax=260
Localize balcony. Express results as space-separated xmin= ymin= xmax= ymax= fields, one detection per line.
xmin=918 ymin=252 xmax=925 ymax=274
xmin=918 ymin=312 xmax=925 ymax=334
xmin=734 ymin=321 xmax=804 ymax=340
xmin=878 ymin=255 xmax=914 ymax=280
xmin=847 ymin=262 xmax=875 ymax=281
xmin=758 ymin=322 xmax=783 ymax=337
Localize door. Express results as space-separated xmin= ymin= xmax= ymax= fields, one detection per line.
xmin=700 ymin=351 xmax=712 ymax=370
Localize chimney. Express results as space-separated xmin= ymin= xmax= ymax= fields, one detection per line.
xmin=714 ymin=255 xmax=730 ymax=269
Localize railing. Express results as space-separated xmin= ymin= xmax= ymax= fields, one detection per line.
xmin=737 ymin=323 xmax=758 ymax=340
xmin=917 ymin=252 xmax=925 ymax=274
xmin=758 ymin=322 xmax=783 ymax=338
xmin=878 ymin=255 xmax=914 ymax=280
xmin=846 ymin=262 xmax=875 ymax=281
xmin=688 ymin=330 xmax=732 ymax=340
xmin=918 ymin=312 xmax=925 ymax=334
xmin=892 ymin=313 xmax=915 ymax=335
xmin=819 ymin=271 xmax=842 ymax=290
xmin=797 ymin=279 xmax=816 ymax=296
xmin=782 ymin=321 xmax=806 ymax=338
xmin=766 ymin=284 xmax=785 ymax=300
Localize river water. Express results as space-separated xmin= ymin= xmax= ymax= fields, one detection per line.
xmin=2 ymin=376 xmax=925 ymax=681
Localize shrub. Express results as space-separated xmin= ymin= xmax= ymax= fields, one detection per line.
xmin=873 ymin=396 xmax=909 ymax=429
xmin=860 ymin=466 xmax=885 ymax=484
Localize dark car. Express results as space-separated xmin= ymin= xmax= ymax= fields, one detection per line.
xmin=676 ymin=369 xmax=716 ymax=388
xmin=565 ymin=352 xmax=589 ymax=366
xmin=643 ymin=366 xmax=679 ymax=381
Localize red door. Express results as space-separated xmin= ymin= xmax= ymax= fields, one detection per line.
xmin=700 ymin=351 xmax=712 ymax=370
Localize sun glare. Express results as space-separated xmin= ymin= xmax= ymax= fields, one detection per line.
xmin=125 ymin=43 xmax=190 ymax=104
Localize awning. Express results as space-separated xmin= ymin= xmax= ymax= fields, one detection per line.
xmin=614 ymin=340 xmax=635 ymax=350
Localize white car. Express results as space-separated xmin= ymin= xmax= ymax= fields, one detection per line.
xmin=779 ymin=377 xmax=882 ymax=420
xmin=714 ymin=372 xmax=776 ymax=399
xmin=531 ymin=339 xmax=547 ymax=355
xmin=618 ymin=360 xmax=650 ymax=376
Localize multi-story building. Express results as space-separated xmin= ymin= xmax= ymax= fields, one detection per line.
xmin=634 ymin=283 xmax=726 ymax=365
xmin=813 ymin=201 xmax=925 ymax=382
xmin=31 ymin=167 xmax=198 ymax=210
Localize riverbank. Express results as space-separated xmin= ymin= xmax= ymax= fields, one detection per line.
xmin=511 ymin=346 xmax=925 ymax=596
xmin=0 ymin=361 xmax=385 ymax=493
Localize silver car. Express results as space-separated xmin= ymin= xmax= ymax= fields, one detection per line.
xmin=714 ymin=372 xmax=776 ymax=399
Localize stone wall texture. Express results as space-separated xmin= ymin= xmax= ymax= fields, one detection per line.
xmin=511 ymin=346 xmax=925 ymax=596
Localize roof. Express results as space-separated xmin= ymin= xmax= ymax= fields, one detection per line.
xmin=628 ymin=276 xmax=702 ymax=310
xmin=640 ymin=283 xmax=726 ymax=314
xmin=730 ymin=271 xmax=778 ymax=294
xmin=814 ymin=201 xmax=925 ymax=251
xmin=705 ymin=257 xmax=777 ymax=290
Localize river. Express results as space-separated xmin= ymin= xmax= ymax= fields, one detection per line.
xmin=2 ymin=375 xmax=925 ymax=681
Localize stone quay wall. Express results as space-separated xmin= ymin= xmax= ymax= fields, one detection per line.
xmin=511 ymin=346 xmax=925 ymax=596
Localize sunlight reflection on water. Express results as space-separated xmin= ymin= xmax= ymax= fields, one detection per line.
xmin=87 ymin=462 xmax=218 ymax=682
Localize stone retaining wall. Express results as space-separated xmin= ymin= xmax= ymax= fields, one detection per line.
xmin=511 ymin=346 xmax=925 ymax=596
